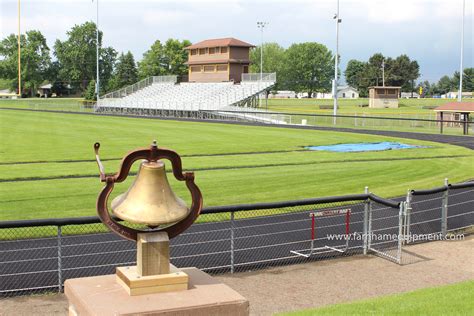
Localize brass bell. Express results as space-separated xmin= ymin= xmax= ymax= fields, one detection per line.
xmin=111 ymin=160 xmax=190 ymax=226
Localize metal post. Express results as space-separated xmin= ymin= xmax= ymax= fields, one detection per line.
xmin=333 ymin=0 xmax=341 ymax=125
xmin=230 ymin=211 xmax=235 ymax=274
xmin=363 ymin=186 xmax=370 ymax=255
xmin=458 ymin=0 xmax=465 ymax=102
xmin=404 ymin=189 xmax=412 ymax=244
xmin=367 ymin=190 xmax=373 ymax=251
xmin=57 ymin=226 xmax=63 ymax=292
xmin=441 ymin=178 xmax=449 ymax=237
xmin=397 ymin=202 xmax=405 ymax=264
xmin=17 ymin=0 xmax=21 ymax=97
xmin=95 ymin=0 xmax=100 ymax=101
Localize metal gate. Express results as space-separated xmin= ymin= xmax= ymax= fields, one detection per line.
xmin=366 ymin=197 xmax=406 ymax=264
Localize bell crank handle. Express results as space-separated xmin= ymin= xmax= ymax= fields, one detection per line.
xmin=94 ymin=142 xmax=107 ymax=182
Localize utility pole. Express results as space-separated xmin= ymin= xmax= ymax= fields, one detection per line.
xmin=458 ymin=0 xmax=465 ymax=102
xmin=333 ymin=0 xmax=341 ymax=125
xmin=257 ymin=21 xmax=268 ymax=108
xmin=17 ymin=0 xmax=21 ymax=97
xmin=95 ymin=0 xmax=100 ymax=101
xmin=382 ymin=59 xmax=385 ymax=87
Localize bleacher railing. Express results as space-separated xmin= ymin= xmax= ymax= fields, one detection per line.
xmin=242 ymin=73 xmax=276 ymax=82
xmin=100 ymin=75 xmax=177 ymax=100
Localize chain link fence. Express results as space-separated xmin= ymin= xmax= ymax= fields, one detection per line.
xmin=1 ymin=182 xmax=473 ymax=298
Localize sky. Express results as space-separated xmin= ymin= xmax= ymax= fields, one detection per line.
xmin=0 ymin=0 xmax=472 ymax=83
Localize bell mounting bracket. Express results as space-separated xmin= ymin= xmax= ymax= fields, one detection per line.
xmin=94 ymin=141 xmax=203 ymax=241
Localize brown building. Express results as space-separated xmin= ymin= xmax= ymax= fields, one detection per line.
xmin=434 ymin=102 xmax=474 ymax=135
xmin=368 ymin=86 xmax=401 ymax=108
xmin=185 ymin=38 xmax=254 ymax=83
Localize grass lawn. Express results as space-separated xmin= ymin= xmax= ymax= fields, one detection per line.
xmin=265 ymin=98 xmax=457 ymax=116
xmin=1 ymin=109 xmax=473 ymax=222
xmin=282 ymin=280 xmax=474 ymax=315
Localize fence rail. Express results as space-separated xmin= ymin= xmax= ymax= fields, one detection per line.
xmin=100 ymin=75 xmax=177 ymax=100
xmin=1 ymin=180 xmax=473 ymax=297
xmin=242 ymin=73 xmax=277 ymax=82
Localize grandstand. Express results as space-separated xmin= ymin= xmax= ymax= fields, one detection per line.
xmin=96 ymin=73 xmax=283 ymax=123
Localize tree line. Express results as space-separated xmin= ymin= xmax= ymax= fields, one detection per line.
xmin=1 ymin=21 xmax=470 ymax=99
xmin=0 ymin=22 xmax=189 ymax=98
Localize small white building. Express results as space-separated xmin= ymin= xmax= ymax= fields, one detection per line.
xmin=400 ymin=92 xmax=420 ymax=99
xmin=441 ymin=91 xmax=473 ymax=99
xmin=314 ymin=86 xmax=359 ymax=99
xmin=269 ymin=90 xmax=296 ymax=98
xmin=337 ymin=86 xmax=359 ymax=99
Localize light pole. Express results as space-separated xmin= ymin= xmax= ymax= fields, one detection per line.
xmin=333 ymin=0 xmax=341 ymax=124
xmin=458 ymin=0 xmax=465 ymax=102
xmin=17 ymin=0 xmax=21 ymax=97
xmin=95 ymin=0 xmax=100 ymax=101
xmin=382 ymin=58 xmax=385 ymax=87
xmin=257 ymin=21 xmax=268 ymax=108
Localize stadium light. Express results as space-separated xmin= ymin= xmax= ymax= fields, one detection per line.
xmin=17 ymin=0 xmax=21 ymax=97
xmin=257 ymin=21 xmax=268 ymax=108
xmin=458 ymin=0 xmax=465 ymax=102
xmin=94 ymin=0 xmax=100 ymax=101
xmin=333 ymin=0 xmax=341 ymax=125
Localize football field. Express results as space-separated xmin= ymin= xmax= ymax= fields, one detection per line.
xmin=1 ymin=108 xmax=473 ymax=221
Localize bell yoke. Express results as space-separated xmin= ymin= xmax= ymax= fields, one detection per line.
xmin=94 ymin=140 xmax=203 ymax=241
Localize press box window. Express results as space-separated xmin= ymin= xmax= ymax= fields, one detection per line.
xmin=190 ymin=66 xmax=201 ymax=73
xmin=204 ymin=65 xmax=215 ymax=72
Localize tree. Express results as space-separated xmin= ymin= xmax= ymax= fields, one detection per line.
xmin=436 ymin=75 xmax=454 ymax=94
xmin=54 ymin=22 xmax=116 ymax=93
xmin=250 ymin=42 xmax=286 ymax=90
xmin=138 ymin=38 xmax=191 ymax=79
xmin=84 ymin=80 xmax=96 ymax=101
xmin=344 ymin=59 xmax=369 ymax=96
xmin=109 ymin=51 xmax=138 ymax=91
xmin=452 ymin=68 xmax=473 ymax=92
xmin=386 ymin=54 xmax=420 ymax=91
xmin=282 ymin=42 xmax=334 ymax=97
xmin=0 ymin=30 xmax=51 ymax=96
xmin=366 ymin=53 xmax=385 ymax=86
xmin=163 ymin=39 xmax=191 ymax=76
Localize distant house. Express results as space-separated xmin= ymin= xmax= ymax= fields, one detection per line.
xmin=369 ymin=86 xmax=401 ymax=108
xmin=37 ymin=84 xmax=52 ymax=98
xmin=400 ymin=92 xmax=420 ymax=99
xmin=441 ymin=91 xmax=473 ymax=99
xmin=269 ymin=91 xmax=296 ymax=98
xmin=313 ymin=86 xmax=359 ymax=99
xmin=337 ymin=86 xmax=359 ymax=99
xmin=434 ymin=102 xmax=474 ymax=135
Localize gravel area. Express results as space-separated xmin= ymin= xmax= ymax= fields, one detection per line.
xmin=1 ymin=236 xmax=472 ymax=316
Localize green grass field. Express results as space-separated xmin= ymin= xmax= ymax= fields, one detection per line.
xmin=266 ymin=98 xmax=454 ymax=116
xmin=1 ymin=108 xmax=473 ymax=222
xmin=282 ymin=280 xmax=474 ymax=315
xmin=2 ymin=97 xmax=472 ymax=135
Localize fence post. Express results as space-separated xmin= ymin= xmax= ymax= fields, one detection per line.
xmin=367 ymin=191 xmax=373 ymax=252
xmin=230 ymin=211 xmax=235 ymax=274
xmin=57 ymin=225 xmax=63 ymax=293
xmin=441 ymin=178 xmax=449 ymax=237
xmin=404 ymin=189 xmax=413 ymax=244
xmin=397 ymin=202 xmax=405 ymax=264
xmin=363 ymin=186 xmax=370 ymax=255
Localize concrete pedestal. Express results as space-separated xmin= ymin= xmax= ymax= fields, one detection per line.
xmin=65 ymin=268 xmax=249 ymax=316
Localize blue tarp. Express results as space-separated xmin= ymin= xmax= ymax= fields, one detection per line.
xmin=306 ymin=142 xmax=426 ymax=152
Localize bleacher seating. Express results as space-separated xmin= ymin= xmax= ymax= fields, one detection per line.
xmin=98 ymin=80 xmax=274 ymax=112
